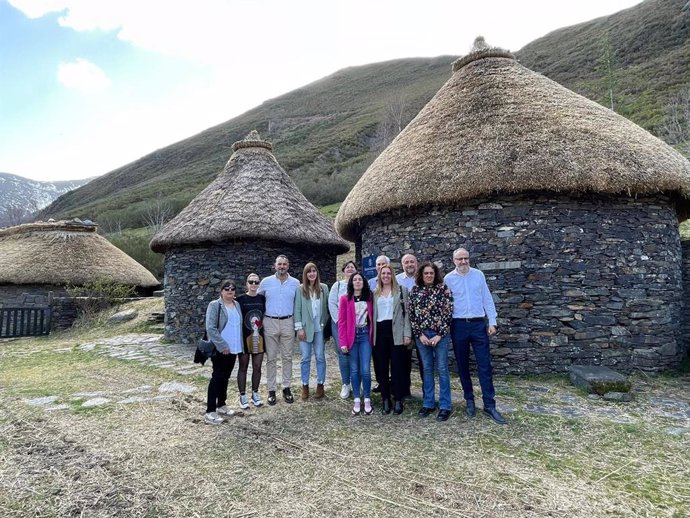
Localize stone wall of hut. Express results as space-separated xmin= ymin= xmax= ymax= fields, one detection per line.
xmin=163 ymin=240 xmax=340 ymax=344
xmin=359 ymin=193 xmax=684 ymax=374
xmin=0 ymin=285 xmax=68 ymax=308
xmin=680 ymin=239 xmax=690 ymax=361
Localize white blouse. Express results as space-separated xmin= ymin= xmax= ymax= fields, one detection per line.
xmin=376 ymin=293 xmax=393 ymax=322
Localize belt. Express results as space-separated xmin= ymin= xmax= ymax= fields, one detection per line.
xmin=454 ymin=317 xmax=485 ymax=322
xmin=266 ymin=315 xmax=292 ymax=320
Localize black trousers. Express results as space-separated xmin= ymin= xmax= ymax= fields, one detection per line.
xmin=206 ymin=352 xmax=237 ymax=412
xmin=373 ymin=320 xmax=409 ymax=401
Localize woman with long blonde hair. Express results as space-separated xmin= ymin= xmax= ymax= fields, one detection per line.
xmin=293 ymin=262 xmax=330 ymax=400
xmin=372 ymin=264 xmax=411 ymax=414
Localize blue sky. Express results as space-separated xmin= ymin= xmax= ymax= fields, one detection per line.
xmin=0 ymin=0 xmax=642 ymax=182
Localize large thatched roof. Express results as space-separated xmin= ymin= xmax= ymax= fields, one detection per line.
xmin=336 ymin=41 xmax=690 ymax=241
xmin=150 ymin=131 xmax=349 ymax=253
xmin=0 ymin=220 xmax=159 ymax=287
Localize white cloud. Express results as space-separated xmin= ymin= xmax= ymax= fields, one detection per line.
xmin=57 ymin=58 xmax=111 ymax=93
xmin=7 ymin=0 xmax=68 ymax=19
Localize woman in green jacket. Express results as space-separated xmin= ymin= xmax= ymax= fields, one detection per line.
xmin=294 ymin=262 xmax=330 ymax=400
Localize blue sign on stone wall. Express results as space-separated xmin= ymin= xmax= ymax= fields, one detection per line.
xmin=362 ymin=255 xmax=377 ymax=280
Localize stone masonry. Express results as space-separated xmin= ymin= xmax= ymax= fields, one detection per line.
xmin=163 ymin=240 xmax=340 ymax=344
xmin=359 ymin=192 xmax=684 ymax=374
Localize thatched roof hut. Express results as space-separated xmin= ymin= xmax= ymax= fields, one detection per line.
xmin=151 ymin=130 xmax=349 ymax=253
xmin=0 ymin=219 xmax=159 ymax=288
xmin=334 ymin=40 xmax=690 ymax=374
xmin=336 ymin=43 xmax=690 ymax=241
xmin=150 ymin=130 xmax=348 ymax=344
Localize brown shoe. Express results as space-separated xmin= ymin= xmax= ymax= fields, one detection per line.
xmin=301 ymin=384 xmax=309 ymax=400
xmin=315 ymin=383 xmax=325 ymax=399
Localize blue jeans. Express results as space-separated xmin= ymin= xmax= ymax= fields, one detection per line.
xmin=299 ymin=324 xmax=326 ymax=385
xmin=349 ymin=327 xmax=372 ymax=399
xmin=451 ymin=319 xmax=496 ymax=409
xmin=331 ymin=319 xmax=351 ymax=385
xmin=416 ymin=330 xmax=451 ymax=411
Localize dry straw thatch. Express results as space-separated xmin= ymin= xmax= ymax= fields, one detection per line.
xmin=0 ymin=220 xmax=159 ymax=287
xmin=150 ymin=130 xmax=349 ymax=253
xmin=335 ymin=41 xmax=690 ymax=241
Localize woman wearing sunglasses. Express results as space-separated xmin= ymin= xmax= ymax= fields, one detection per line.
xmin=236 ymin=273 xmax=266 ymax=409
xmin=204 ymin=279 xmax=243 ymax=425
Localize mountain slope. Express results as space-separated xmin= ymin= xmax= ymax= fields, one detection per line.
xmin=517 ymin=0 xmax=690 ymax=131
xmin=0 ymin=173 xmax=91 ymax=227
xmin=40 ymin=56 xmax=452 ymax=230
xmin=40 ymin=0 xmax=690 ymax=229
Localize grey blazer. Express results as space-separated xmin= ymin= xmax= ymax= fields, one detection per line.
xmin=205 ymin=298 xmax=243 ymax=353
xmin=372 ymin=286 xmax=412 ymax=347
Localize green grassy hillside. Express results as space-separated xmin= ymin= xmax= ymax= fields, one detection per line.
xmin=41 ymin=57 xmax=453 ymax=230
xmin=40 ymin=0 xmax=690 ymax=231
xmin=517 ymin=0 xmax=690 ymax=132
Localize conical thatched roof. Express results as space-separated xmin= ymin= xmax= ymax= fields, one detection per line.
xmin=336 ymin=40 xmax=690 ymax=241
xmin=0 ymin=220 xmax=159 ymax=287
xmin=150 ymin=130 xmax=349 ymax=253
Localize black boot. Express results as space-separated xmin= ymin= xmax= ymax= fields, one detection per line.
xmin=382 ymin=398 xmax=392 ymax=415
xmin=393 ymin=400 xmax=404 ymax=415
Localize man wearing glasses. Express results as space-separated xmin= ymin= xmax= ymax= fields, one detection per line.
xmin=444 ymin=247 xmax=506 ymax=424
xmin=258 ymin=255 xmax=300 ymax=405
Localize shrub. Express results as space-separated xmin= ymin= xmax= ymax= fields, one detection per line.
xmin=66 ymin=279 xmax=136 ymax=323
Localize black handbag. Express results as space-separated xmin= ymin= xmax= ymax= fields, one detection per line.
xmin=323 ymin=281 xmax=336 ymax=341
xmin=323 ymin=315 xmax=333 ymax=341
xmin=196 ymin=301 xmax=220 ymax=360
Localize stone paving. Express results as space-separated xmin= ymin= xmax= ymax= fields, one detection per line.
xmin=21 ymin=333 xmax=690 ymax=435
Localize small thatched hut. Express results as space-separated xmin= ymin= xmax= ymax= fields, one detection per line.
xmin=150 ymin=130 xmax=349 ymax=343
xmin=0 ymin=219 xmax=159 ymax=310
xmin=336 ymin=41 xmax=690 ymax=374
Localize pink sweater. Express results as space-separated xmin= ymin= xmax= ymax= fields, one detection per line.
xmin=337 ymin=295 xmax=374 ymax=350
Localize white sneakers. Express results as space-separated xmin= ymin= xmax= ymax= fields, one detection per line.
xmin=239 ymin=395 xmax=250 ymax=410
xmin=216 ymin=405 xmax=235 ymax=416
xmin=204 ymin=412 xmax=223 ymax=425
xmin=340 ymin=384 xmax=351 ymax=400
xmin=251 ymin=391 xmax=263 ymax=407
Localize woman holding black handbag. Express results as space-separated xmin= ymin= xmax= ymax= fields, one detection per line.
xmin=204 ymin=279 xmax=243 ymax=425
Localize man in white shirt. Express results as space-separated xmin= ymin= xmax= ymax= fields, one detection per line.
xmin=444 ymin=247 xmax=506 ymax=424
xmin=258 ymin=255 xmax=300 ymax=405
xmin=368 ymin=255 xmax=390 ymax=290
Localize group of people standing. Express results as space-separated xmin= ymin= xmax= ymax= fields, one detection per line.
xmin=203 ymin=250 xmax=506 ymax=426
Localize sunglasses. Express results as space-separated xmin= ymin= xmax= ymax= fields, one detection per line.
xmin=247 ymin=280 xmax=260 ymax=285
xmin=222 ymin=286 xmax=236 ymax=292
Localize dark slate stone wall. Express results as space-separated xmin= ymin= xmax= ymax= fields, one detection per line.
xmin=0 ymin=285 xmax=68 ymax=308
xmin=359 ymin=193 xmax=684 ymax=374
xmin=163 ymin=240 xmax=340 ymax=344
xmin=680 ymin=239 xmax=690 ymax=361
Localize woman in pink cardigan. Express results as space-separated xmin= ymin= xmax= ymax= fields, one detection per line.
xmin=338 ymin=272 xmax=374 ymax=416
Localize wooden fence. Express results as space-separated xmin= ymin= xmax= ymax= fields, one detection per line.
xmin=0 ymin=307 xmax=52 ymax=338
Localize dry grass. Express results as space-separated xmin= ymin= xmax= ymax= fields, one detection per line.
xmin=0 ymin=301 xmax=688 ymax=517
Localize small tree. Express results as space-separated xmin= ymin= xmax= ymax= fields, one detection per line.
xmin=598 ymin=29 xmax=618 ymax=112
xmin=143 ymin=193 xmax=173 ymax=232
xmin=662 ymin=84 xmax=690 ymax=157
xmin=374 ymin=93 xmax=413 ymax=151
